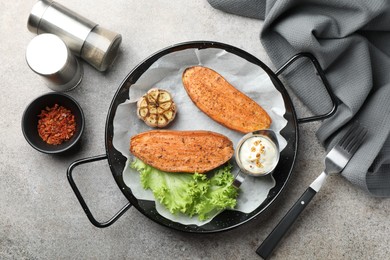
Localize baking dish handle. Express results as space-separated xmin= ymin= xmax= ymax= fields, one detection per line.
xmin=67 ymin=154 xmax=132 ymax=228
xmin=275 ymin=52 xmax=338 ymax=124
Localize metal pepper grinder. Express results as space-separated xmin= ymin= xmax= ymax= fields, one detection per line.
xmin=26 ymin=33 xmax=83 ymax=91
xmin=27 ymin=0 xmax=122 ymax=72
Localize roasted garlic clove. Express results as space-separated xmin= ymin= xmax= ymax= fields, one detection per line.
xmin=137 ymin=88 xmax=177 ymax=127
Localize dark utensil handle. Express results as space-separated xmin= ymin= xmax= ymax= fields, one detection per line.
xmin=256 ymin=187 xmax=317 ymax=259
xmin=67 ymin=154 xmax=132 ymax=228
xmin=275 ymin=52 xmax=338 ymax=124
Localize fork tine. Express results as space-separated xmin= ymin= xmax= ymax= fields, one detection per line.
xmin=339 ymin=124 xmax=360 ymax=149
xmin=339 ymin=123 xmax=367 ymax=152
xmin=346 ymin=127 xmax=368 ymax=153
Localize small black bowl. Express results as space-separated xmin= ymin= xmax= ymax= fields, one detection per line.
xmin=22 ymin=92 xmax=85 ymax=154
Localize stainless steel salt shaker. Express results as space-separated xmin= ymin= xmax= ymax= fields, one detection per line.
xmin=27 ymin=0 xmax=122 ymax=72
xmin=26 ymin=34 xmax=83 ymax=91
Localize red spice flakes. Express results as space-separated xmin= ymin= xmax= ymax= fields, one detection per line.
xmin=37 ymin=104 xmax=76 ymax=145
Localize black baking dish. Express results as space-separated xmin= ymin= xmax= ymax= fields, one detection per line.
xmin=67 ymin=41 xmax=337 ymax=233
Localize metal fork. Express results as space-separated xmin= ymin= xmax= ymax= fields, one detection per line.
xmin=256 ymin=123 xmax=368 ymax=259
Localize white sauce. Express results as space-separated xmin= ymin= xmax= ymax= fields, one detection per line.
xmin=238 ymin=136 xmax=278 ymax=175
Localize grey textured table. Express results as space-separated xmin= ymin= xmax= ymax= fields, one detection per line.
xmin=1 ymin=0 xmax=389 ymax=259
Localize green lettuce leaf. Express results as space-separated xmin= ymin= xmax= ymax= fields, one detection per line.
xmin=130 ymin=158 xmax=238 ymax=220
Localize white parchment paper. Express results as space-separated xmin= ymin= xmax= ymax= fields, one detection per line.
xmin=112 ymin=48 xmax=288 ymax=226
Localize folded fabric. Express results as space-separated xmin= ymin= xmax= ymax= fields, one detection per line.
xmin=208 ymin=0 xmax=390 ymax=197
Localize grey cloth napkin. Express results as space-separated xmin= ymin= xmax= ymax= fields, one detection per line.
xmin=208 ymin=0 xmax=390 ymax=197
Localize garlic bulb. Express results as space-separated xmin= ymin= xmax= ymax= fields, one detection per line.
xmin=137 ymin=88 xmax=177 ymax=127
